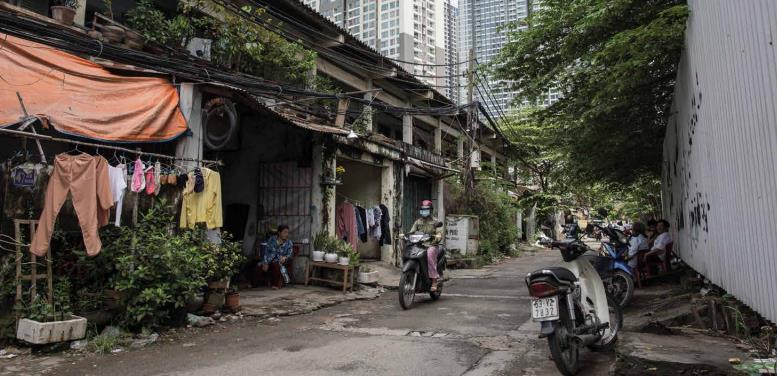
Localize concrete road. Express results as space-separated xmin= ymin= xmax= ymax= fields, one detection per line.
xmin=28 ymin=250 xmax=614 ymax=376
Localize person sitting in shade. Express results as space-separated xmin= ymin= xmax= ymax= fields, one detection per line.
xmin=262 ymin=225 xmax=293 ymax=290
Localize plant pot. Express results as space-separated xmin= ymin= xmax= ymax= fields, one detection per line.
xmin=338 ymin=257 xmax=350 ymax=266
xmin=50 ymin=6 xmax=76 ymax=26
xmin=208 ymin=279 xmax=230 ymax=290
xmin=358 ymin=270 xmax=380 ymax=284
xmin=312 ymin=250 xmax=325 ymax=262
xmin=324 ymin=253 xmax=338 ymax=263
xmin=17 ymin=315 xmax=87 ymax=344
xmin=201 ymin=303 xmax=216 ymax=315
xmin=224 ymin=292 xmax=240 ymax=313
xmin=206 ymin=291 xmax=225 ymax=307
xmin=79 ymin=310 xmax=113 ymax=327
xmin=185 ymin=293 xmax=205 ymax=313
xmin=103 ymin=289 xmax=124 ymax=311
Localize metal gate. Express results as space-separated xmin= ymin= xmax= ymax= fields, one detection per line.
xmin=257 ymin=162 xmax=312 ymax=256
xmin=402 ymin=175 xmax=433 ymax=233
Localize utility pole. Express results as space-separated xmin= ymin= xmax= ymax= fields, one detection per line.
xmin=464 ymin=48 xmax=477 ymax=191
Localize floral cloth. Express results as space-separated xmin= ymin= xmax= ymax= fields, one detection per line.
xmin=263 ymin=235 xmax=293 ymax=264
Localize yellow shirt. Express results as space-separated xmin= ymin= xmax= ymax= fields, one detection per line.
xmin=179 ymin=168 xmax=223 ymax=229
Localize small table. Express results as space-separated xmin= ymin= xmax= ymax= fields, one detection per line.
xmin=305 ymin=261 xmax=355 ymax=292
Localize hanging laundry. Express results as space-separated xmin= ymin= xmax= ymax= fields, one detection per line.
xmin=31 ymin=153 xmax=113 ymax=256
xmin=179 ymin=167 xmax=222 ymax=229
xmin=336 ymin=201 xmax=358 ymax=251
xmin=355 ymin=205 xmax=368 ymax=242
xmin=379 ymin=204 xmax=392 ymax=246
xmin=3 ymin=162 xmax=52 ymax=219
xmin=193 ymin=167 xmax=204 ymax=193
xmin=176 ymin=173 xmax=188 ymax=189
xmin=11 ymin=164 xmax=37 ymax=188
xmin=131 ymin=158 xmax=145 ymax=193
xmin=144 ymin=166 xmax=155 ymax=195
xmin=95 ymin=156 xmax=112 ymax=227
xmin=153 ymin=161 xmax=161 ymax=196
xmin=108 ymin=163 xmax=127 ymax=226
xmin=370 ymin=206 xmax=383 ymax=240
xmin=366 ymin=207 xmax=376 ymax=229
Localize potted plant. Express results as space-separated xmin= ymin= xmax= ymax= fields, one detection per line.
xmin=338 ymin=247 xmax=350 ymax=266
xmin=324 ymin=237 xmax=339 ymax=263
xmin=50 ymin=0 xmax=80 ymax=26
xmin=16 ymin=297 xmax=87 ymax=345
xmin=312 ymin=232 xmax=327 ymax=262
xmin=335 ymin=165 xmax=346 ymax=182
xmin=224 ymin=286 xmax=240 ymax=313
xmin=358 ymin=265 xmax=380 ymax=284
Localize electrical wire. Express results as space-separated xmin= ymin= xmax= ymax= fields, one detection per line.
xmin=0 ymin=16 xmax=462 ymax=117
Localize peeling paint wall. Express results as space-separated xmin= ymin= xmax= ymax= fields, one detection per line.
xmin=662 ymin=0 xmax=777 ymax=323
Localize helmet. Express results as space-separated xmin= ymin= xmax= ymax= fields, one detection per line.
xmin=420 ymin=200 xmax=433 ymax=210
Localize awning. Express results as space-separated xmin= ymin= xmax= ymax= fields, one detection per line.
xmin=0 ymin=35 xmax=187 ymax=142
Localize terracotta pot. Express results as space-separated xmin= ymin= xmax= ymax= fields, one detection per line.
xmin=202 ymin=303 xmax=216 ymax=315
xmin=185 ymin=293 xmax=205 ymax=313
xmin=50 ymin=6 xmax=76 ymax=26
xmin=224 ymin=292 xmax=240 ymax=312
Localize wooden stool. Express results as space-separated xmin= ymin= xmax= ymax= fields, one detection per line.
xmin=304 ymin=261 xmax=355 ymax=293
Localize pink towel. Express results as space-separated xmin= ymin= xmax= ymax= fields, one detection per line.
xmin=131 ymin=159 xmax=145 ymax=193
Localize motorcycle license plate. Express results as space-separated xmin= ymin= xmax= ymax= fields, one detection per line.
xmin=531 ymin=297 xmax=559 ymax=321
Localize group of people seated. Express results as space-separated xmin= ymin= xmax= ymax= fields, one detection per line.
xmin=625 ymin=219 xmax=673 ymax=273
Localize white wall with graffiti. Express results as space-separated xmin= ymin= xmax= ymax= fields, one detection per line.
xmin=663 ymin=0 xmax=777 ymax=323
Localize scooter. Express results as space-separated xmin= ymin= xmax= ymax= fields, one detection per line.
xmin=398 ymin=229 xmax=446 ymax=310
xmin=592 ymin=225 xmax=636 ymax=308
xmin=527 ymin=238 xmax=623 ymax=375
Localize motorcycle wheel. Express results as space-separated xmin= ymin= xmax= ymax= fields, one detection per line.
xmin=588 ymin=294 xmax=623 ymax=352
xmin=548 ymin=300 xmax=579 ymax=376
xmin=429 ymin=279 xmax=443 ymax=300
xmin=398 ymin=271 xmax=416 ymax=310
xmin=611 ymin=270 xmax=635 ymax=308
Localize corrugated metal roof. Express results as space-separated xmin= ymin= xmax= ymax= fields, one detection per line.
xmin=663 ymin=0 xmax=777 ymax=323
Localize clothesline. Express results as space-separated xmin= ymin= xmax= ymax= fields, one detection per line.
xmin=336 ymin=193 xmax=378 ymax=209
xmin=0 ymin=126 xmax=223 ymax=166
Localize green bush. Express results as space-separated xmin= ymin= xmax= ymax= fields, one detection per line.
xmin=448 ymin=180 xmax=519 ymax=257
xmin=105 ymin=201 xmax=241 ymax=331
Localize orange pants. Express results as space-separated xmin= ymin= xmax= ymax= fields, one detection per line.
xmin=30 ymin=154 xmax=113 ymax=256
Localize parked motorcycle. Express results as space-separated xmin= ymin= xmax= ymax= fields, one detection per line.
xmin=527 ymin=238 xmax=623 ymax=375
xmin=590 ymin=225 xmax=635 ymax=308
xmin=398 ymin=229 xmax=447 ymax=310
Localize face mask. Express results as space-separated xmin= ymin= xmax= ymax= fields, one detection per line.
xmin=420 ymin=209 xmax=431 ymax=217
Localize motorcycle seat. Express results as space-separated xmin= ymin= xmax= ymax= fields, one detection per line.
xmin=528 ymin=267 xmax=577 ymax=283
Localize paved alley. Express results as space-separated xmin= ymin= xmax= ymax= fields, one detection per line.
xmin=3 ymin=249 xmax=613 ymax=376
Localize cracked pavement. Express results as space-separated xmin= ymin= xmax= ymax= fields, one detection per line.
xmin=2 ymin=249 xmax=614 ymax=375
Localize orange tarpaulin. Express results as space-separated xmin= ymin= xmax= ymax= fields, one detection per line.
xmin=0 ymin=35 xmax=187 ymax=142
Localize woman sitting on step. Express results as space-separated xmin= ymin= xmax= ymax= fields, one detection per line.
xmin=261 ymin=225 xmax=294 ymax=289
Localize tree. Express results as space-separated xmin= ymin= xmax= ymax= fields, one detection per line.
xmin=494 ymin=0 xmax=688 ymax=185
xmin=504 ymin=106 xmax=566 ymax=193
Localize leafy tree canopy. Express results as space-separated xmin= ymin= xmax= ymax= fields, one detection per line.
xmin=494 ymin=0 xmax=688 ymax=184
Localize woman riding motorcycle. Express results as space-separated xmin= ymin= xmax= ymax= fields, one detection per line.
xmin=409 ymin=200 xmax=444 ymax=292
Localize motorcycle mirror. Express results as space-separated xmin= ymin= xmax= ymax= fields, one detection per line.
xmin=435 ymin=221 xmax=444 ymax=228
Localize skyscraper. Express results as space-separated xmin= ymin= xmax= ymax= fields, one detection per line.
xmin=301 ymin=0 xmax=457 ymax=93
xmin=443 ymin=0 xmax=461 ymax=104
xmin=459 ymin=0 xmax=557 ymax=117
